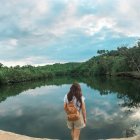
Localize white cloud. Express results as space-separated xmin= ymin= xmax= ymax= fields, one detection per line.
xmin=35 ymin=0 xmax=49 ymax=14
xmin=43 ymin=0 xmax=140 ymax=37
xmin=130 ymin=108 xmax=140 ymax=120
xmin=0 ymin=0 xmax=140 ymax=37
xmin=0 ymin=56 xmax=66 ymax=67
xmin=0 ymin=0 xmax=139 ymax=66
xmin=17 ymin=0 xmax=50 ymax=31
xmin=8 ymin=38 xmax=18 ymax=46
xmin=78 ymin=16 xmax=116 ymax=36
xmin=0 ymin=38 xmax=18 ymax=50
xmin=21 ymin=85 xmax=60 ymax=96
xmin=45 ymin=1 xmax=79 ymax=36
xmin=90 ymin=107 xmax=112 ymax=121
xmin=110 ymin=0 xmax=140 ymax=36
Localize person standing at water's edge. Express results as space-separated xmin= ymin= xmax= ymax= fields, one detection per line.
xmin=64 ymin=82 xmax=87 ymax=140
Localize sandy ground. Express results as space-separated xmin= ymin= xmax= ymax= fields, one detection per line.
xmin=0 ymin=130 xmax=58 ymax=140
xmin=0 ymin=130 xmax=140 ymax=140
xmin=107 ymin=135 xmax=140 ymax=140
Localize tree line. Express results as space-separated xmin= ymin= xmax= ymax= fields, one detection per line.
xmin=0 ymin=41 xmax=140 ymax=84
xmin=73 ymin=41 xmax=140 ymax=77
xmin=0 ymin=62 xmax=81 ymax=84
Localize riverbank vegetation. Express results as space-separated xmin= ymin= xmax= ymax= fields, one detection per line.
xmin=73 ymin=41 xmax=140 ymax=77
xmin=0 ymin=42 xmax=140 ymax=85
xmin=0 ymin=62 xmax=81 ymax=84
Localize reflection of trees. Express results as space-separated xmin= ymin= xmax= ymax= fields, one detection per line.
xmin=81 ymin=76 xmax=140 ymax=108
xmin=82 ymin=76 xmax=140 ymax=137
xmin=0 ymin=76 xmax=140 ymax=108
xmin=0 ymin=81 xmax=46 ymax=103
xmin=0 ymin=76 xmax=81 ymax=103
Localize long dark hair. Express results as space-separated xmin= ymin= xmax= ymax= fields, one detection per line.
xmin=67 ymin=82 xmax=82 ymax=108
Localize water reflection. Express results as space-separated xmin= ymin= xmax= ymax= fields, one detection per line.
xmin=0 ymin=76 xmax=140 ymax=140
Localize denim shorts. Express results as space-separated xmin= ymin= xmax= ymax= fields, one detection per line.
xmin=66 ymin=111 xmax=85 ymax=129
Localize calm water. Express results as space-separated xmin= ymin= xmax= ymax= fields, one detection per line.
xmin=0 ymin=76 xmax=140 ymax=140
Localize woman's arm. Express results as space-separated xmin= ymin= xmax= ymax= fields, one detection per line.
xmin=82 ymin=101 xmax=87 ymax=125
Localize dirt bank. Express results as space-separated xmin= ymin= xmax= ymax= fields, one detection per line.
xmin=0 ymin=130 xmax=59 ymax=140
xmin=0 ymin=130 xmax=140 ymax=140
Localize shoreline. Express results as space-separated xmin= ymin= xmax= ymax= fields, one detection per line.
xmin=0 ymin=130 xmax=140 ymax=140
xmin=1 ymin=71 xmax=140 ymax=86
xmin=115 ymin=72 xmax=140 ymax=80
xmin=0 ymin=130 xmax=58 ymax=140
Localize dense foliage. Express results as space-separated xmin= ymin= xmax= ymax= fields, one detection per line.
xmin=0 ymin=62 xmax=81 ymax=84
xmin=0 ymin=41 xmax=140 ymax=84
xmin=74 ymin=41 xmax=140 ymax=76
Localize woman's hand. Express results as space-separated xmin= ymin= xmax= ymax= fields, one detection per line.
xmin=84 ymin=118 xmax=87 ymax=125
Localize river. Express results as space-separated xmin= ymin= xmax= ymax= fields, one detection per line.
xmin=0 ymin=76 xmax=140 ymax=140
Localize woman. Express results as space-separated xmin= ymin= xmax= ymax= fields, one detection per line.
xmin=64 ymin=82 xmax=87 ymax=140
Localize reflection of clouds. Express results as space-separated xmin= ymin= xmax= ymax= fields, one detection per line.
xmin=86 ymin=90 xmax=128 ymax=131
xmin=0 ymin=103 xmax=67 ymax=139
xmin=130 ymin=108 xmax=140 ymax=120
xmin=117 ymin=107 xmax=140 ymax=135
xmin=0 ymin=108 xmax=7 ymax=117
xmin=0 ymin=83 xmax=140 ymax=139
xmin=0 ymin=83 xmax=70 ymax=139
xmin=91 ymin=107 xmax=110 ymax=120
xmin=0 ymin=99 xmax=23 ymax=117
xmin=90 ymin=107 xmax=124 ymax=121
xmin=16 ymin=109 xmax=23 ymax=117
xmin=0 ymin=83 xmax=67 ymax=118
xmin=88 ymin=104 xmax=127 ymax=130
xmin=0 ymin=104 xmax=23 ymax=117
xmin=135 ymin=126 xmax=140 ymax=135
xmin=120 ymin=107 xmax=128 ymax=111
xmin=129 ymin=108 xmax=140 ymax=134
xmin=21 ymin=85 xmax=61 ymax=96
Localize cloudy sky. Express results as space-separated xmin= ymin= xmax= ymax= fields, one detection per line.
xmin=0 ymin=0 xmax=140 ymax=66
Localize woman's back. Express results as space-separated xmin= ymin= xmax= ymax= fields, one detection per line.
xmin=64 ymin=94 xmax=85 ymax=112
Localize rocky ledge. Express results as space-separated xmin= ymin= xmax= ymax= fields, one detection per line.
xmin=0 ymin=130 xmax=59 ymax=140
xmin=107 ymin=135 xmax=140 ymax=140
xmin=0 ymin=130 xmax=140 ymax=140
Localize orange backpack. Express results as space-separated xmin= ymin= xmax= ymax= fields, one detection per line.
xmin=66 ymin=101 xmax=80 ymax=121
